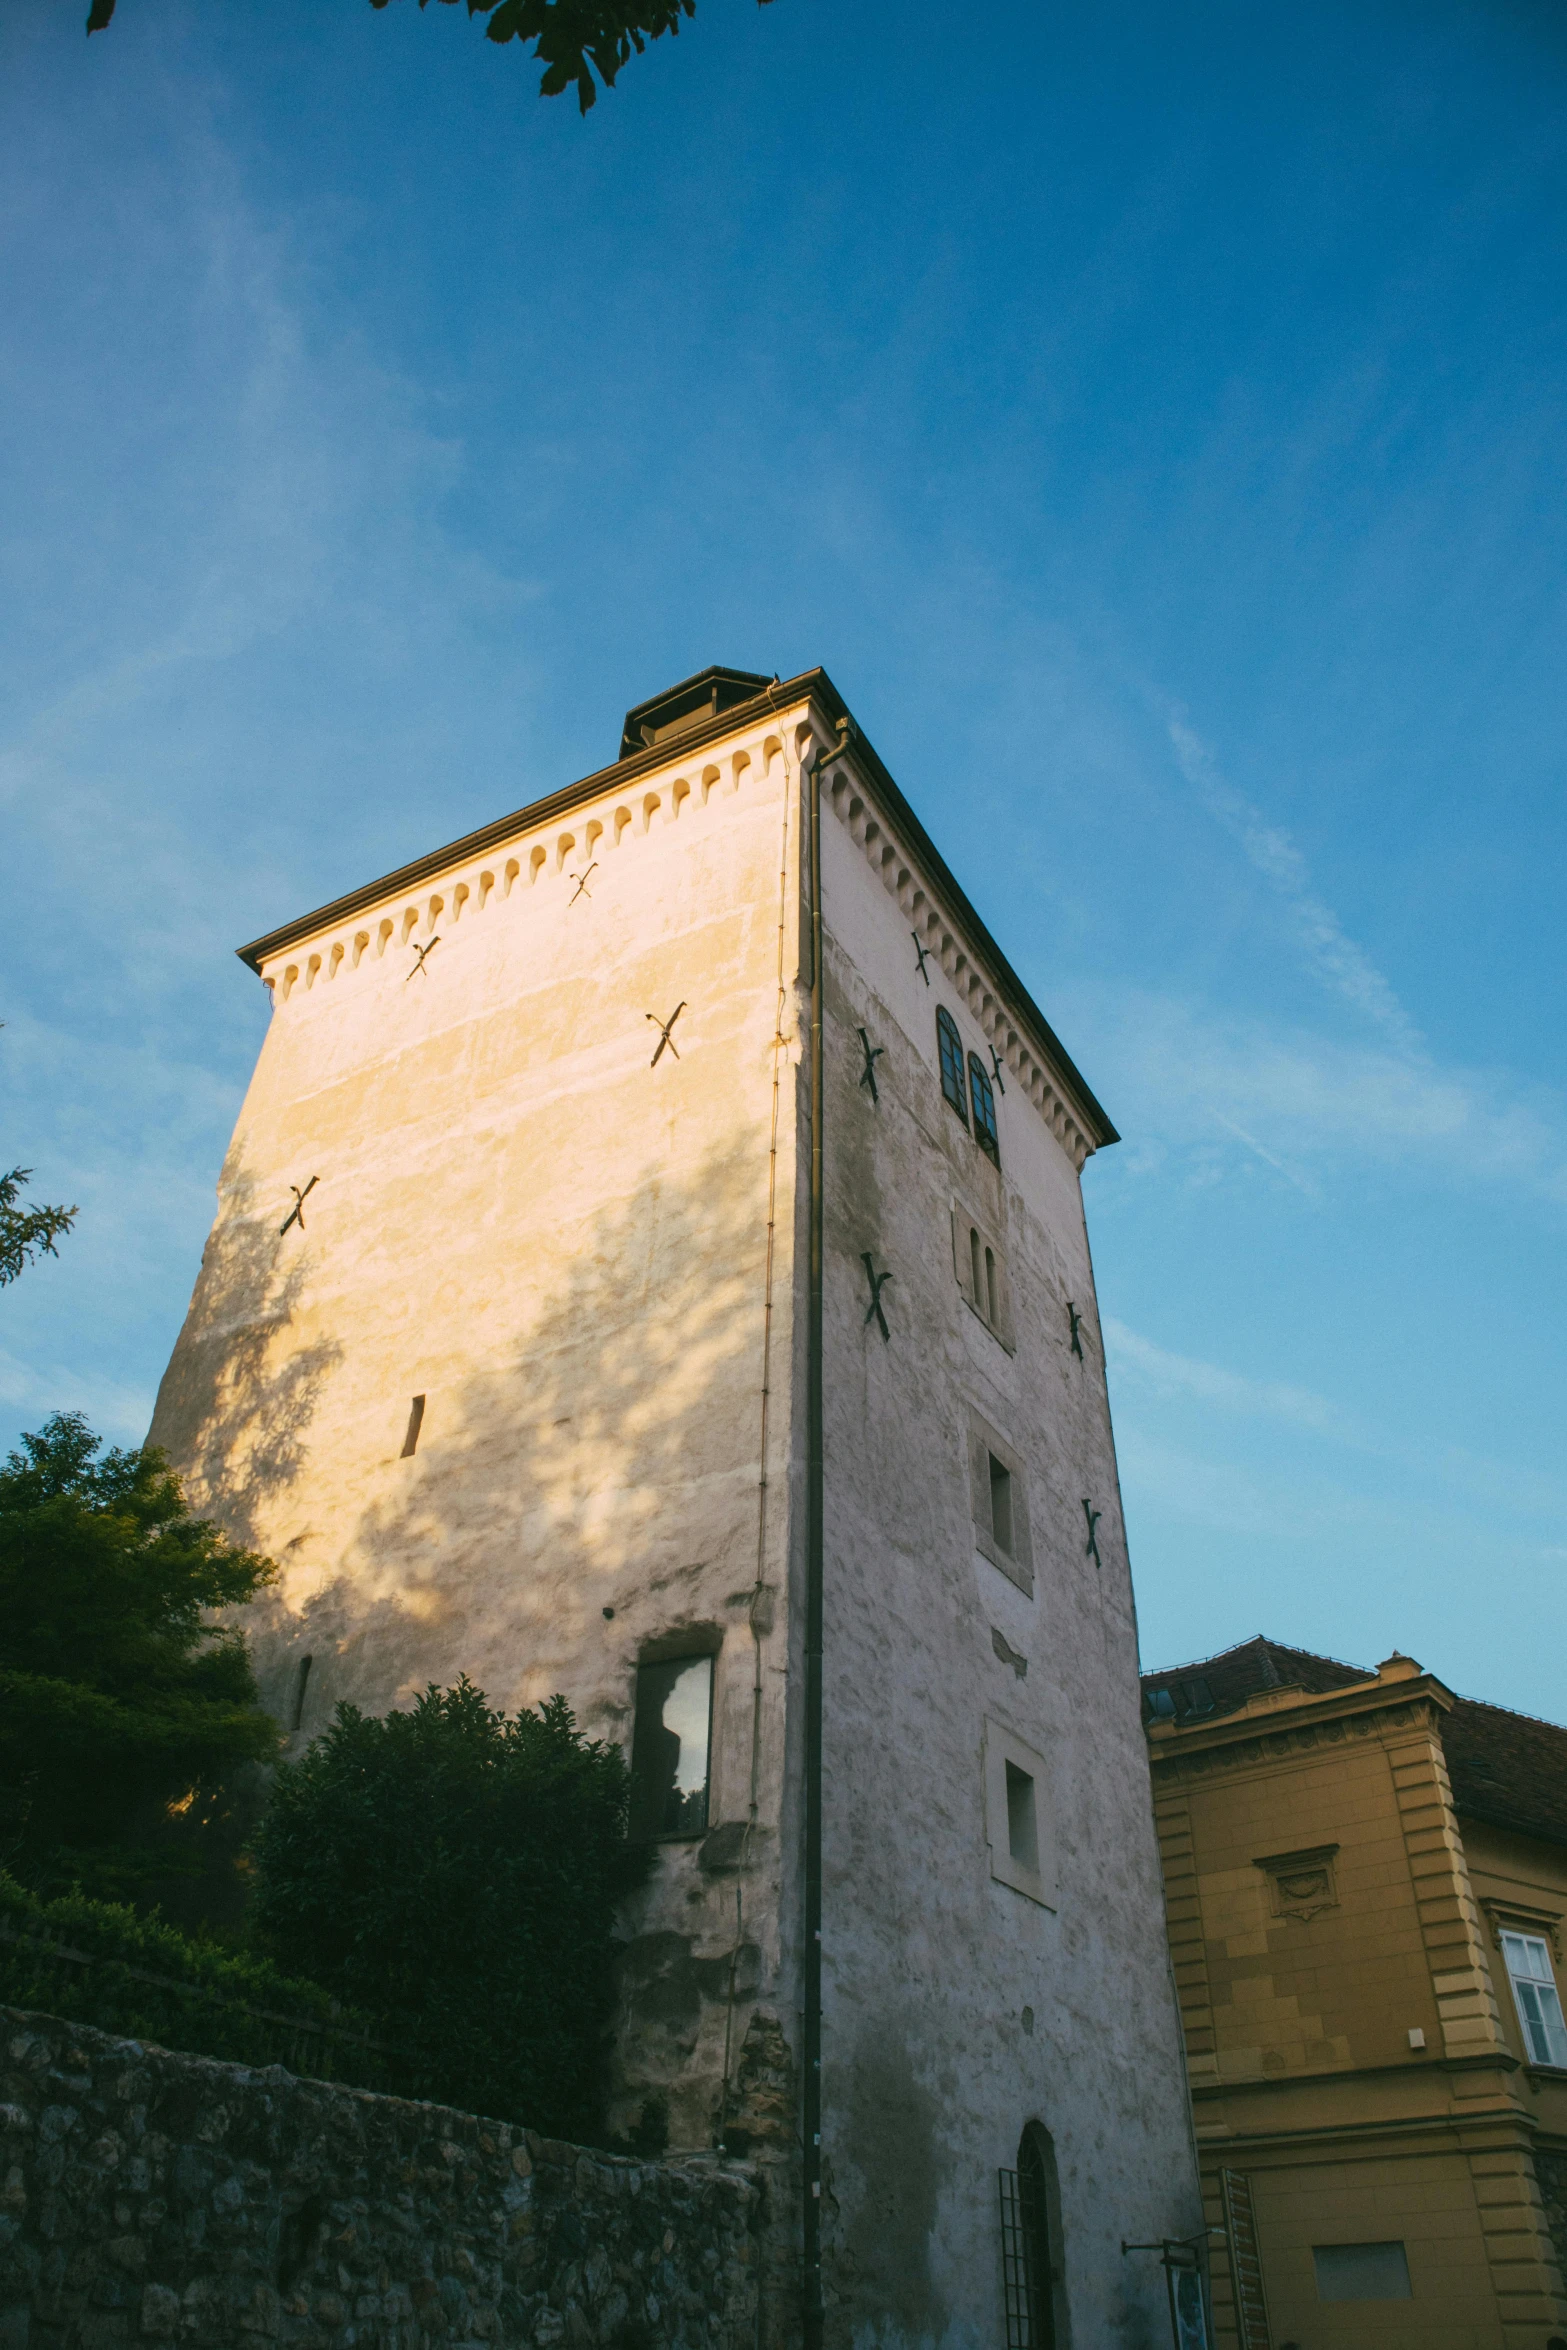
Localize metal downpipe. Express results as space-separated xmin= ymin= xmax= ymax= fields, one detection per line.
xmin=803 ymin=715 xmax=851 ymax=2350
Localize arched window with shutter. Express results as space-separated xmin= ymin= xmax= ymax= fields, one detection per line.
xmin=1000 ymin=2124 xmax=1067 ymax=2350
xmin=969 ymin=1052 xmax=1000 ymax=1167
xmin=936 ymin=1008 xmax=968 ymax=1126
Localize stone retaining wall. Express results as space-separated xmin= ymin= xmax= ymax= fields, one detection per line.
xmin=0 ymin=2007 xmax=760 ymax=2349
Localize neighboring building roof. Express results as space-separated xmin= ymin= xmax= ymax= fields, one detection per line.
xmin=231 ymin=663 xmax=1119 ymax=1150
xmin=1140 ymin=1633 xmax=1374 ymax=1723
xmin=1141 ymin=1633 xmax=1567 ymax=1853
xmin=1443 ymin=1694 xmax=1567 ymax=1853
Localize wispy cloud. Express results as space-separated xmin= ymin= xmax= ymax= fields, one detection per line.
xmin=1167 ymin=711 xmax=1422 ymax=1051
xmin=0 ymin=1344 xmax=155 ymax=1451
xmin=1070 ymin=983 xmax=1567 ymax=1207
xmin=1103 ymin=1317 xmax=1341 ymax=1432
xmin=1106 ymin=1316 xmax=1567 ymax=1534
xmin=0 ymin=103 xmax=538 ymax=1457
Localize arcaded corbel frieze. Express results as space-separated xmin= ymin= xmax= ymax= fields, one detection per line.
xmin=259 ymin=722 xmax=794 ymax=1007
xmin=813 ymin=746 xmax=1094 ymax=1169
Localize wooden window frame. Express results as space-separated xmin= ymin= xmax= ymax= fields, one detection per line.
xmin=937 ymin=1006 xmax=969 ymax=1127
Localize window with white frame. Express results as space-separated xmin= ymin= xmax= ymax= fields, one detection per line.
xmin=1501 ymin=1932 xmax=1567 ymax=2067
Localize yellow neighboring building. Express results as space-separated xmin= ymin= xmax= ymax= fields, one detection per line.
xmin=1141 ymin=1636 xmax=1567 ymax=2350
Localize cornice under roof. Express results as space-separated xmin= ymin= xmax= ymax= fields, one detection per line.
xmin=235 ymin=665 xmax=1118 ymax=1150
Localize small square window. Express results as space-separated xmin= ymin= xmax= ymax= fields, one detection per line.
xmin=984 ymin=1721 xmax=1055 ymax=1907
xmin=1312 ymin=2243 xmax=1411 ymax=2302
xmin=968 ymin=1409 xmax=1031 ymax=1593
xmin=989 ymin=1454 xmax=1015 ymax=1555
xmin=1005 ymin=1762 xmax=1038 ymax=1874
xmin=629 ymin=1653 xmax=714 ymax=1841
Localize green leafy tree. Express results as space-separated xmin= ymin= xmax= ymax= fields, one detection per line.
xmin=0 ymin=1413 xmax=279 ymax=1904
xmin=248 ymin=1678 xmax=651 ymax=2138
xmin=0 ymin=1168 xmax=76 ymax=1288
xmin=85 ymin=0 xmax=703 ymax=114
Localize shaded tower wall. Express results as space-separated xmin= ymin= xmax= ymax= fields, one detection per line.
xmin=809 ymin=754 xmax=1201 ymax=2350
xmin=149 ymin=717 xmax=808 ymax=2159
xmin=149 ymin=670 xmax=1201 ymax=2350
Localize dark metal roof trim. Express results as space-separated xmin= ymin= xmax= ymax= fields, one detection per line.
xmin=618 ymin=665 xmax=774 ymax=760
xmin=235 ymin=664 xmax=1118 ymax=1148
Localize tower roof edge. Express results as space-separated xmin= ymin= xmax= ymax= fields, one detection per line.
xmin=234 ymin=665 xmax=1118 ymax=1151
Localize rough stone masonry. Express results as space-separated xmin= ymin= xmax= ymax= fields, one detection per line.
xmin=0 ymin=2008 xmax=760 ymax=2349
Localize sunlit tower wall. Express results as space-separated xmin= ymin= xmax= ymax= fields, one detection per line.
xmin=150 ymin=664 xmax=1199 ymax=2350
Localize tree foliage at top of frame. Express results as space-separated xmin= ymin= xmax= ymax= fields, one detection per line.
xmin=85 ymin=0 xmax=701 ymax=115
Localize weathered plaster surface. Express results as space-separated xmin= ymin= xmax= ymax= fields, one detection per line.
xmin=811 ymin=796 xmax=1198 ymax=2350
xmin=150 ymin=687 xmax=1198 ymax=2350
xmin=0 ymin=2005 xmax=758 ymax=2348
xmin=150 ymin=727 xmax=805 ymax=2170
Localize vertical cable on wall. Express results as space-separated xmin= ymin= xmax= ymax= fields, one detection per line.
xmin=803 ymin=713 xmax=851 ymax=2350
xmin=720 ymin=756 xmax=793 ymax=2132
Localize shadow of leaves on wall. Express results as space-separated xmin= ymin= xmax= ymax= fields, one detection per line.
xmin=160 ymin=1128 xmax=798 ymax=2157
xmin=149 ymin=1159 xmax=342 ymax=1555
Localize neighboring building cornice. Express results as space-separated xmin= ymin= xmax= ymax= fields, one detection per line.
xmin=234 ymin=665 xmax=1118 ymax=1158
xmin=1145 ymin=1657 xmax=1456 ymax=1782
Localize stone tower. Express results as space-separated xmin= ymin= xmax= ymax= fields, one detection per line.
xmin=151 ymin=665 xmax=1202 ymax=2350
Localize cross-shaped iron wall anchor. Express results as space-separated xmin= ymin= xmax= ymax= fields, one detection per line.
xmin=990 ymin=1045 xmax=1007 ymax=1097
xmin=646 ymin=1002 xmax=687 ymax=1066
xmin=861 ymin=1252 xmax=894 ymax=1341
xmin=1068 ymin=1302 xmax=1084 ymax=1360
xmin=1082 ymin=1499 xmax=1103 ymax=1569
xmin=857 ymin=1027 xmax=885 ymax=1104
xmin=568 ymin=862 xmax=598 ymax=905
xmin=279 ymin=1176 xmax=319 ymax=1237
xmin=405 ymin=937 xmax=441 ymax=981
xmin=910 ymin=932 xmax=934 ymax=987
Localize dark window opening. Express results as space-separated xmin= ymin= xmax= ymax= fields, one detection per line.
xmin=400 ymin=1395 xmax=425 ymax=1458
xmin=985 ymin=1244 xmax=998 ymax=1325
xmin=629 ymin=1653 xmax=714 ymax=1841
xmin=1005 ymin=1761 xmax=1039 ymax=1875
xmin=937 ymin=1008 xmax=968 ymax=1126
xmin=988 ymin=1453 xmax=1014 ymax=1553
xmin=1313 ymin=2243 xmax=1411 ymax=2303
xmin=289 ymin=1654 xmax=313 ymax=1734
xmin=969 ymin=1052 xmax=1000 ymax=1165
xmin=970 ymin=1226 xmax=984 ymax=1303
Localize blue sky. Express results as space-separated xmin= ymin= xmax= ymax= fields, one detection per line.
xmin=3 ymin=0 xmax=1564 ymax=1716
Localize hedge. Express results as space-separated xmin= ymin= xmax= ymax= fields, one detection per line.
xmin=0 ymin=1873 xmax=396 ymax=2089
